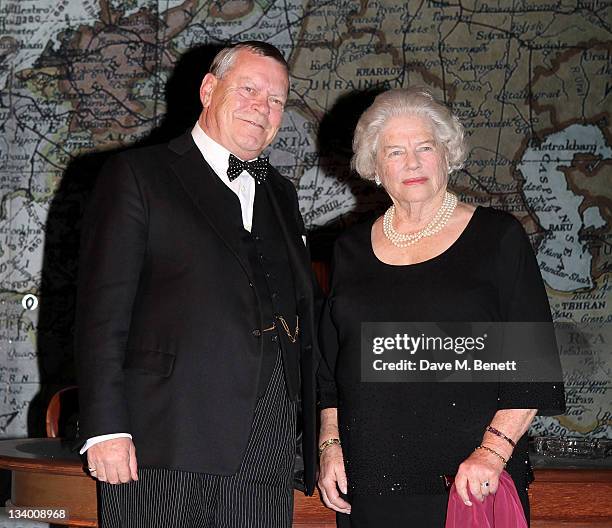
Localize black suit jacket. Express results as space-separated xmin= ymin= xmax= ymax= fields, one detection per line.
xmin=75 ymin=132 xmax=322 ymax=494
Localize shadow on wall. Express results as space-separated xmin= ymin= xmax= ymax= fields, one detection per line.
xmin=309 ymin=87 xmax=389 ymax=261
xmin=27 ymin=44 xmax=223 ymax=444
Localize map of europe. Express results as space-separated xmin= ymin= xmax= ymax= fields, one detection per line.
xmin=0 ymin=0 xmax=610 ymax=447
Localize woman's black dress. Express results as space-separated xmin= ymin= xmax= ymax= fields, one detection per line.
xmin=318 ymin=207 xmax=566 ymax=527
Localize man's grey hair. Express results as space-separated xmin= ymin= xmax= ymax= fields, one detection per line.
xmin=210 ymin=41 xmax=289 ymax=79
xmin=351 ymin=87 xmax=467 ymax=181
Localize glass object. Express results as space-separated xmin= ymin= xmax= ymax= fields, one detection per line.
xmin=531 ymin=437 xmax=612 ymax=458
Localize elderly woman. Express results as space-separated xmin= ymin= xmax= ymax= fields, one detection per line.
xmin=316 ymin=87 xmax=565 ymax=527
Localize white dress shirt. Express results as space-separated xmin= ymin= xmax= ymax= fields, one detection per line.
xmin=80 ymin=124 xmax=258 ymax=454
xmin=192 ymin=122 xmax=256 ymax=231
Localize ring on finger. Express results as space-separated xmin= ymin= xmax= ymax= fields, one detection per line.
xmin=481 ymin=481 xmax=489 ymax=488
xmin=88 ymin=467 xmax=97 ymax=472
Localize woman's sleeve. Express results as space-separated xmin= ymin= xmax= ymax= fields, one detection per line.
xmin=317 ymin=298 xmax=340 ymax=409
xmin=496 ymin=215 xmax=566 ymax=416
xmin=316 ymin=245 xmax=341 ymax=409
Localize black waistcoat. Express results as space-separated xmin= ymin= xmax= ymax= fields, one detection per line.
xmin=208 ymin=174 xmax=300 ymax=399
xmin=247 ymin=183 xmax=299 ymax=397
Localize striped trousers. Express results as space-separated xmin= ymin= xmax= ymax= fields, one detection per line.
xmin=100 ymin=350 xmax=297 ymax=527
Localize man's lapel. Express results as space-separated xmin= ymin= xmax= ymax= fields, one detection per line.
xmin=265 ymin=173 xmax=311 ymax=301
xmin=168 ymin=132 xmax=253 ymax=281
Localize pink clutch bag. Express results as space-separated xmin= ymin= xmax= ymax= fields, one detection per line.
xmin=445 ymin=470 xmax=528 ymax=528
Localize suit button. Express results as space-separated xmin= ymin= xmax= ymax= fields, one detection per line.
xmin=249 ymin=282 xmax=254 ymax=288
xmin=271 ymin=335 xmax=278 ymax=342
xmin=252 ymin=329 xmax=261 ymax=337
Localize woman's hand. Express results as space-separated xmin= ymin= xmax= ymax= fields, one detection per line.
xmin=454 ymin=446 xmax=505 ymax=506
xmin=317 ymin=444 xmax=351 ymax=514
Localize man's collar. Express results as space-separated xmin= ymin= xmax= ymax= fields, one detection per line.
xmin=191 ymin=122 xmax=233 ymax=179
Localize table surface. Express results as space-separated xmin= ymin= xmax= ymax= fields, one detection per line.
xmin=0 ymin=438 xmax=85 ymax=476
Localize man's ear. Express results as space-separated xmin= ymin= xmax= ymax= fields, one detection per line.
xmin=199 ymin=73 xmax=217 ymax=108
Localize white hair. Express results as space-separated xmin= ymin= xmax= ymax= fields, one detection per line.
xmin=351 ymin=87 xmax=467 ymax=180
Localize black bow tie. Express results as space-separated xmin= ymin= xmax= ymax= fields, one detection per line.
xmin=227 ymin=153 xmax=268 ymax=185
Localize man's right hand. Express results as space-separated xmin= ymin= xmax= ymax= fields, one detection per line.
xmin=87 ymin=437 xmax=138 ymax=484
xmin=317 ymin=444 xmax=351 ymax=514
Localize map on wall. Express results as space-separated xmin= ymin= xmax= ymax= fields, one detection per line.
xmin=0 ymin=0 xmax=610 ymax=447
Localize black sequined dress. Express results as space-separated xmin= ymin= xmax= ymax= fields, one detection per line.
xmin=318 ymin=207 xmax=566 ymax=505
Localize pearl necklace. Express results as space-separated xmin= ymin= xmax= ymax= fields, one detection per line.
xmin=383 ymin=191 xmax=458 ymax=248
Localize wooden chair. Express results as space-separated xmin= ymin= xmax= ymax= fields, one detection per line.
xmin=46 ymin=385 xmax=79 ymax=438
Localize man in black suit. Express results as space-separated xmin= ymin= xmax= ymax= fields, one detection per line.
xmin=76 ymin=41 xmax=321 ymax=527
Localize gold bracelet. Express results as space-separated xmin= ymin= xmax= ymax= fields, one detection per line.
xmin=318 ymin=438 xmax=341 ymax=457
xmin=476 ymin=445 xmax=508 ymax=467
